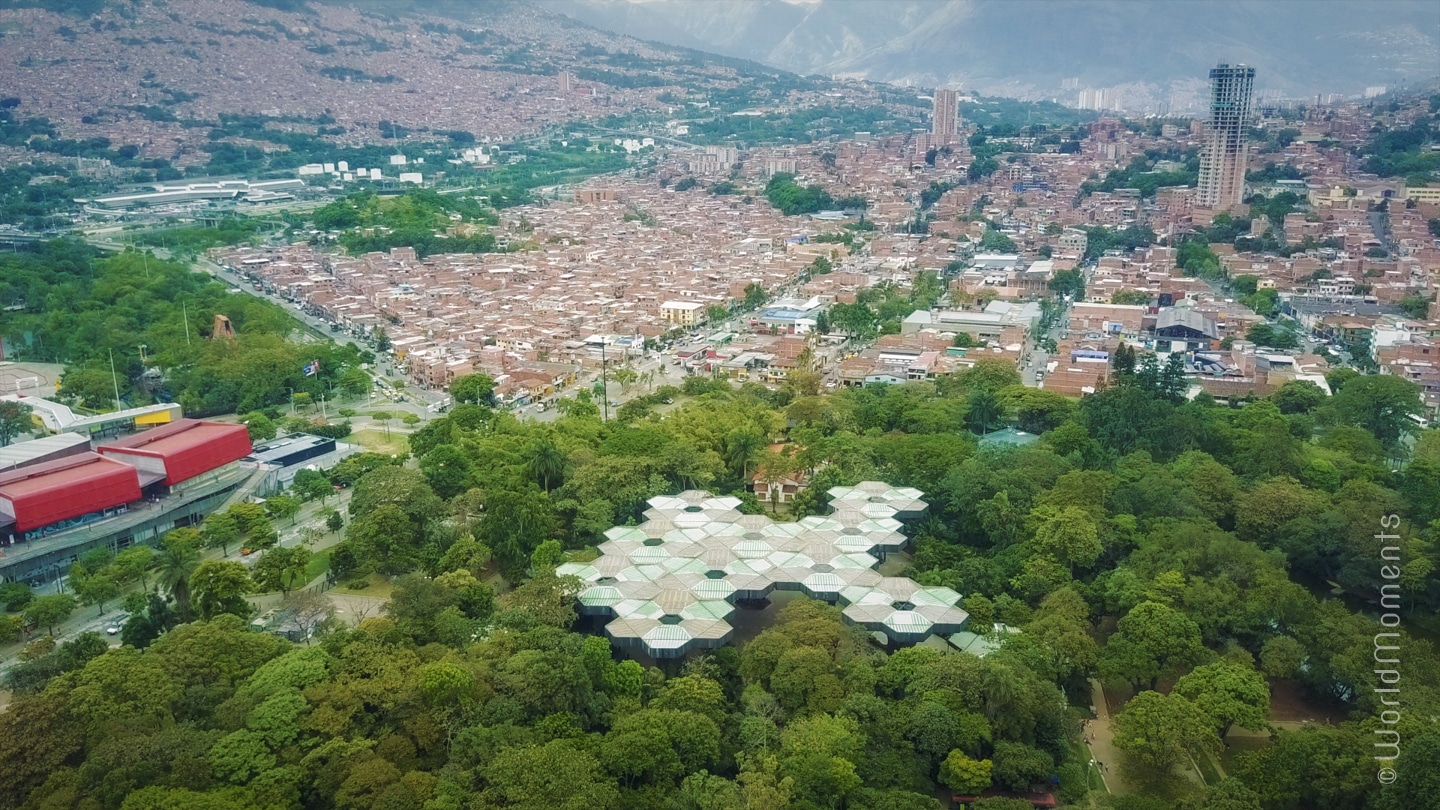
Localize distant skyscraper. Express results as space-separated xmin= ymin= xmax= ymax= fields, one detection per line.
xmin=1196 ymin=63 xmax=1255 ymax=211
xmin=932 ymin=89 xmax=958 ymax=143
xmin=559 ymin=70 xmax=574 ymax=94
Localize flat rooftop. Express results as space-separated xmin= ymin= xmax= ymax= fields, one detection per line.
xmin=248 ymin=434 xmax=334 ymax=462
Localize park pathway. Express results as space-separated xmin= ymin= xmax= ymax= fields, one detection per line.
xmin=1085 ymin=678 xmax=1126 ymax=794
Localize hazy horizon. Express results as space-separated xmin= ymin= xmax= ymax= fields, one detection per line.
xmin=542 ymin=0 xmax=1440 ymax=107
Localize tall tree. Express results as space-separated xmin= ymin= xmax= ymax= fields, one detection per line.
xmin=110 ymin=545 xmax=154 ymax=590
xmin=1327 ymin=374 xmax=1423 ymax=447
xmin=419 ymin=444 xmax=473 ymax=499
xmin=939 ymin=750 xmax=993 ymax=794
xmin=1028 ymin=505 xmax=1102 ymax=570
xmin=22 ymin=594 xmax=77 ymax=637
xmin=955 ymin=358 xmax=1024 ymax=396
xmin=73 ymin=573 xmax=120 ymax=616
xmin=1173 ymin=661 xmax=1270 ymax=742
xmin=291 ymin=468 xmax=333 ymax=503
xmin=967 ymin=390 xmax=1003 ymax=435
xmin=527 ymin=437 xmax=567 ymax=492
xmin=264 ymin=493 xmax=301 ymax=526
xmin=156 ymin=532 xmax=202 ymax=621
xmin=1112 ymin=690 xmax=1220 ymax=769
xmin=344 ymin=504 xmax=422 ymax=575
xmin=0 ymin=400 xmax=34 ymax=447
xmin=1159 ymin=352 xmax=1188 ymax=403
xmin=1112 ymin=343 xmax=1137 ymax=378
xmin=201 ymin=511 xmax=241 ymax=556
xmin=724 ymin=427 xmax=767 ymax=482
xmin=189 ymin=561 xmax=253 ymax=621
xmin=1098 ymin=601 xmax=1209 ymax=691
xmin=479 ymin=489 xmax=556 ymax=584
xmin=450 ymin=372 xmax=497 ymax=405
xmin=251 ymin=546 xmax=314 ymax=598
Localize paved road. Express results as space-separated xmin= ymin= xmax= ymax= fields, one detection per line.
xmin=1368 ymin=209 xmax=1396 ymax=256
xmin=1022 ymin=306 xmax=1070 ymax=387
xmin=1 ymin=489 xmax=350 ymax=674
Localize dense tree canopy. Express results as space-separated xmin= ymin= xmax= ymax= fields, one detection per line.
xmin=0 ymin=241 xmax=371 ymax=415
xmin=4 ymin=282 xmax=1439 ymax=809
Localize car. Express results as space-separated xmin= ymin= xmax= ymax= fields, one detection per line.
xmin=105 ymin=623 xmax=123 ymax=635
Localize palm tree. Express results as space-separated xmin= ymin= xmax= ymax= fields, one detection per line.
xmin=967 ymin=390 xmax=1003 ymax=436
xmin=155 ymin=544 xmax=200 ymax=621
xmin=724 ymin=428 xmax=766 ymax=483
xmin=528 ymin=438 xmax=567 ymax=492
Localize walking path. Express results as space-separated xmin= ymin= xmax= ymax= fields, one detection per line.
xmin=1085 ymin=678 xmax=1124 ymax=794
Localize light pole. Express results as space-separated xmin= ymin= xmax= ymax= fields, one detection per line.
xmin=108 ymin=348 xmax=121 ymax=409
xmin=601 ymin=340 xmax=608 ymax=422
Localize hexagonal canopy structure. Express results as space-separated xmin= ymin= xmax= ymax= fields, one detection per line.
xmin=580 ymin=482 xmax=965 ymax=657
xmin=827 ymin=483 xmax=929 ymax=520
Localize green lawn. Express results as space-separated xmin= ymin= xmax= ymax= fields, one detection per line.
xmin=338 ymin=573 xmax=395 ymax=599
xmin=1065 ymin=738 xmax=1107 ymax=794
xmin=349 ymin=428 xmax=409 ymax=456
xmin=1218 ymin=736 xmax=1270 ymax=774
xmin=302 ymin=550 xmax=331 ymax=584
xmin=1195 ymin=751 xmax=1222 ymax=785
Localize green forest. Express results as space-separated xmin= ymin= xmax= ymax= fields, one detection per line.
xmin=0 ymin=241 xmax=371 ymax=415
xmin=1360 ymin=119 xmax=1440 ymax=185
xmin=2 ymin=341 xmax=1438 ymax=809
xmin=311 ymin=190 xmax=502 ymax=259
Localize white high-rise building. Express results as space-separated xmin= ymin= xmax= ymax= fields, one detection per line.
xmin=1196 ymin=63 xmax=1256 ymax=211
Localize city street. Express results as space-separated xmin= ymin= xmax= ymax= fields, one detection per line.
xmin=1023 ymin=306 xmax=1071 ymax=386
xmin=0 ymin=488 xmax=352 ymax=680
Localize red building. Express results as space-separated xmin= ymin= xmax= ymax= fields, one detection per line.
xmin=0 ymin=453 xmax=142 ymax=534
xmin=97 ymin=419 xmax=252 ymax=486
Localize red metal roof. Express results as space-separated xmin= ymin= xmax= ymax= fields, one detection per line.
xmin=0 ymin=452 xmax=142 ymax=532
xmin=99 ymin=419 xmax=252 ymax=486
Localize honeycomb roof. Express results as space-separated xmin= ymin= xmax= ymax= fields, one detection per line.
xmin=560 ymin=482 xmax=966 ymax=657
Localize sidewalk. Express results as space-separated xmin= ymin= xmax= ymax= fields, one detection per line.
xmin=1085 ymin=678 xmax=1125 ymax=794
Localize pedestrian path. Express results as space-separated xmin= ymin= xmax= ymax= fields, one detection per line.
xmin=1085 ymin=678 xmax=1125 ymax=794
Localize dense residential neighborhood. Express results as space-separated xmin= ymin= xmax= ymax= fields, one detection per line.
xmin=0 ymin=1 xmax=1437 ymax=809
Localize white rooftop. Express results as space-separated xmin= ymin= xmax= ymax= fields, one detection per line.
xmin=561 ymin=482 xmax=967 ymax=657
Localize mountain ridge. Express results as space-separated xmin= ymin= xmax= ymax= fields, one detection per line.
xmin=543 ymin=0 xmax=1440 ymax=105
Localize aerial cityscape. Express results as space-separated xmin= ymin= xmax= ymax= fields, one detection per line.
xmin=0 ymin=1 xmax=1437 ymax=808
